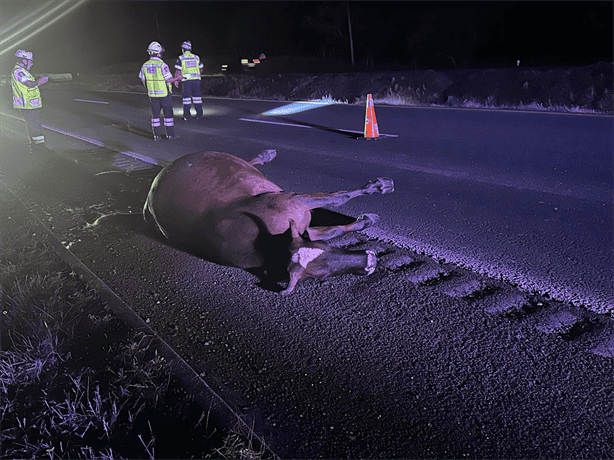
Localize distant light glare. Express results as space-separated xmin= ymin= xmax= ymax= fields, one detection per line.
xmin=263 ymin=101 xmax=334 ymax=116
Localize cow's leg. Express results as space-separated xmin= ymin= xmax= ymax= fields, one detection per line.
xmin=281 ymin=264 xmax=304 ymax=294
xmin=306 ymin=213 xmax=379 ymax=241
xmin=293 ymin=177 xmax=394 ymax=208
xmin=248 ymin=149 xmax=277 ymax=166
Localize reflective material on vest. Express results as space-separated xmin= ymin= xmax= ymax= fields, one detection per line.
xmin=142 ymin=59 xmax=169 ymax=97
xmin=179 ymin=52 xmax=201 ymax=80
xmin=12 ymin=65 xmax=42 ymax=109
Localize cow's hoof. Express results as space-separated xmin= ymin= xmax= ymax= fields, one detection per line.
xmin=254 ymin=149 xmax=277 ymax=165
xmin=366 ymin=250 xmax=377 ymax=275
xmin=375 ymin=177 xmax=394 ymax=194
xmin=143 ymin=204 xmax=154 ymax=224
xmin=356 ymin=213 xmax=379 ymax=229
xmin=365 ymin=177 xmax=394 ymax=195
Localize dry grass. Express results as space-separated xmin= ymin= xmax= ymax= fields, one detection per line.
xmin=0 ymin=195 xmax=251 ymax=459
xmin=207 ymin=419 xmax=267 ymax=460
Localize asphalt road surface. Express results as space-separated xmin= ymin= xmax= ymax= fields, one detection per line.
xmin=1 ymin=88 xmax=612 ymax=458
xmin=28 ymin=88 xmax=614 ymax=313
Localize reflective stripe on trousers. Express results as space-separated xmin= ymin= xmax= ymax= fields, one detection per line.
xmin=149 ymin=94 xmax=174 ymax=137
xmin=183 ymin=96 xmax=203 ymax=105
xmin=19 ymin=107 xmax=45 ymax=144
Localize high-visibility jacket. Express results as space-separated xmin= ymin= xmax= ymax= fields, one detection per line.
xmin=12 ymin=64 xmax=42 ymax=109
xmin=175 ymin=51 xmax=203 ymax=80
xmin=139 ymin=57 xmax=172 ymax=97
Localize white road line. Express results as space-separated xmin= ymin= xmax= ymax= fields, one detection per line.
xmin=74 ymin=98 xmax=109 ymax=104
xmin=239 ymin=117 xmax=312 ymax=129
xmin=1 ymin=112 xmax=158 ymax=166
xmin=0 ymin=111 xmax=24 ymax=122
xmin=42 ymin=124 xmax=161 ymax=166
xmin=239 ymin=117 xmax=399 ymax=137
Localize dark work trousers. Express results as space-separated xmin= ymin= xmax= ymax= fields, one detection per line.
xmin=149 ymin=94 xmax=175 ymax=138
xmin=181 ymin=79 xmax=203 ymax=119
xmin=19 ymin=108 xmax=45 ymax=144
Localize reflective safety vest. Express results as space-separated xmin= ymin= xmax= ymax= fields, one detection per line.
xmin=12 ymin=64 xmax=42 ymax=109
xmin=140 ymin=58 xmax=170 ymax=97
xmin=177 ymin=51 xmax=202 ymax=80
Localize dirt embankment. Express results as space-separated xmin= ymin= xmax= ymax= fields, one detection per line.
xmin=71 ymin=60 xmax=613 ymax=113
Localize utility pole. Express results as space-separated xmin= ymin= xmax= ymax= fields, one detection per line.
xmin=347 ymin=1 xmax=355 ymax=65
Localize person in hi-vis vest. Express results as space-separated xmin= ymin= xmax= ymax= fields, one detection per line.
xmin=12 ymin=49 xmax=49 ymax=152
xmin=174 ymin=41 xmax=204 ymax=121
xmin=139 ymin=41 xmax=183 ymax=140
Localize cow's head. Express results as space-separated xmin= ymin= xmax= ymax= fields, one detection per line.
xmin=281 ymin=220 xmax=376 ymax=294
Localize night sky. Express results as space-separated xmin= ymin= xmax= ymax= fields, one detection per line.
xmin=1 ymin=1 xmax=612 ymax=74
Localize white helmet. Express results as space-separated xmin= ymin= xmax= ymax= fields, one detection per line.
xmin=181 ymin=41 xmax=192 ymax=51
xmin=147 ymin=41 xmax=164 ymax=55
xmin=15 ymin=49 xmax=33 ymax=60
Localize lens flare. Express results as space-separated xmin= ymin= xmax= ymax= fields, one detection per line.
xmin=0 ymin=1 xmax=51 ymax=39
xmin=0 ymin=0 xmax=89 ymax=57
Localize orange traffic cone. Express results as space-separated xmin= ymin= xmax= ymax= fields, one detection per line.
xmin=364 ymin=94 xmax=380 ymax=139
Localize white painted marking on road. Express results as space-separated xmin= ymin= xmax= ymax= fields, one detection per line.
xmin=239 ymin=117 xmax=312 ymax=129
xmin=239 ymin=118 xmax=399 ymax=137
xmin=41 ymin=124 xmax=161 ymax=166
xmin=74 ymin=98 xmax=109 ymax=104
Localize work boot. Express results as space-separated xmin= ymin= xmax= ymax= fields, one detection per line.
xmin=195 ymin=104 xmax=203 ymax=119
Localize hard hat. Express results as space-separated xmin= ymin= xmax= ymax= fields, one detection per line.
xmin=181 ymin=41 xmax=192 ymax=51
xmin=147 ymin=41 xmax=164 ymax=55
xmin=15 ymin=49 xmax=33 ymax=60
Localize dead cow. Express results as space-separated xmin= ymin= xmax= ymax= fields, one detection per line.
xmin=143 ymin=150 xmax=394 ymax=293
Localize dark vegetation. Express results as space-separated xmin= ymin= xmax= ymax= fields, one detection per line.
xmin=0 ymin=189 xmax=232 ymax=459
xmin=61 ymin=59 xmax=613 ymax=115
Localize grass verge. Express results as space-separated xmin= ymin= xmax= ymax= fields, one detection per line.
xmin=0 ymin=186 xmax=264 ymax=459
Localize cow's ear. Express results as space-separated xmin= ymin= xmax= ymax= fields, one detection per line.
xmin=288 ymin=219 xmax=301 ymax=239
xmin=289 ymin=218 xmax=311 ymax=241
